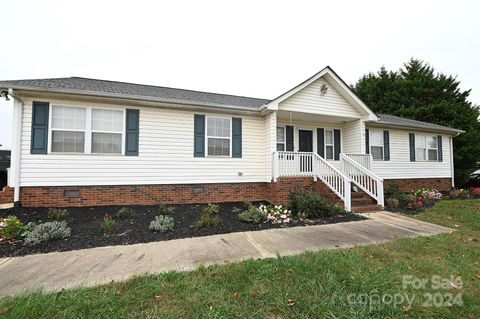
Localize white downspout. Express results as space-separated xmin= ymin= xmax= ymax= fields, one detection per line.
xmin=450 ymin=136 xmax=455 ymax=188
xmin=8 ymin=88 xmax=24 ymax=206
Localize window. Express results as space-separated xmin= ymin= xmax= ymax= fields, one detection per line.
xmin=49 ymin=105 xmax=125 ymax=155
xmin=91 ymin=109 xmax=123 ymax=154
xmin=276 ymin=127 xmax=285 ymax=151
xmin=370 ymin=130 xmax=384 ymax=160
xmin=51 ymin=106 xmax=86 ymax=153
xmin=415 ymin=135 xmax=437 ymax=161
xmin=207 ymin=117 xmax=231 ymax=156
xmin=325 ymin=130 xmax=334 ymax=160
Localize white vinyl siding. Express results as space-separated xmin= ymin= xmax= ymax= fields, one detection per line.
xmin=369 ymin=127 xmax=452 ymax=179
xmin=278 ymin=77 xmax=361 ymax=118
xmin=19 ymin=97 xmax=269 ymax=186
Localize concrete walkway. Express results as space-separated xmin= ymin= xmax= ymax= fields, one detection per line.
xmin=0 ymin=211 xmax=452 ymax=297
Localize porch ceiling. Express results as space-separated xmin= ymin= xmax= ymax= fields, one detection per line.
xmin=277 ymin=110 xmax=360 ymax=124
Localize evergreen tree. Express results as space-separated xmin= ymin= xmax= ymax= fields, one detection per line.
xmin=354 ymin=59 xmax=480 ymax=185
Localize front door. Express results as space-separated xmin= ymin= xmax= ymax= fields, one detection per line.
xmin=298 ymin=130 xmax=313 ymax=172
xmin=298 ymin=130 xmax=313 ymax=152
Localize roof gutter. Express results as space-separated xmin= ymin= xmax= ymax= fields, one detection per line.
xmin=367 ymin=122 xmax=465 ymax=136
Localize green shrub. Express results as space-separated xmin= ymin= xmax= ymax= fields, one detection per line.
xmin=24 ymin=221 xmax=71 ymax=246
xmin=158 ymin=204 xmax=174 ymax=215
xmin=385 ymin=198 xmax=400 ymax=209
xmin=149 ymin=215 xmax=174 ymax=232
xmin=449 ymin=189 xmax=469 ymax=199
xmin=242 ymin=202 xmax=253 ymax=211
xmin=101 ymin=214 xmax=117 ymax=235
xmin=192 ymin=213 xmax=221 ymax=229
xmin=192 ymin=204 xmax=221 ymax=229
xmin=0 ymin=215 xmax=23 ymax=240
xmin=47 ymin=208 xmax=68 ymax=221
xmin=203 ymin=204 xmax=220 ymax=215
xmin=288 ymin=189 xmax=344 ymax=219
xmin=385 ymin=182 xmax=402 ymax=200
xmin=116 ymin=207 xmax=132 ymax=219
xmin=238 ymin=207 xmax=266 ymax=224
xmin=400 ymin=193 xmax=416 ymax=205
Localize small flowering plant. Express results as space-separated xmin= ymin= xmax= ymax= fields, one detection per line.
xmin=412 ymin=188 xmax=442 ymax=204
xmin=0 ymin=215 xmax=23 ymax=241
xmin=259 ymin=204 xmax=292 ymax=225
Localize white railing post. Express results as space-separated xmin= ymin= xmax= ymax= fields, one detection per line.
xmin=273 ymin=152 xmax=279 ymax=182
xmin=344 ymin=179 xmax=351 ymax=212
xmin=377 ymin=179 xmax=384 ymax=208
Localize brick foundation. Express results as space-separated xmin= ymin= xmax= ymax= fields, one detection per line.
xmin=0 ymin=187 xmax=14 ymax=204
xmin=16 ymin=177 xmax=452 ymax=208
xmin=18 ymin=178 xmax=339 ymax=208
xmin=384 ymin=178 xmax=452 ymax=193
xmin=270 ymin=177 xmax=339 ymax=205
xmin=19 ymin=183 xmax=272 ymax=207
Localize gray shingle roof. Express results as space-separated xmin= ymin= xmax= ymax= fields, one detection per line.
xmin=376 ymin=114 xmax=464 ymax=134
xmin=0 ymin=76 xmax=465 ymax=134
xmin=0 ymin=77 xmax=270 ymax=110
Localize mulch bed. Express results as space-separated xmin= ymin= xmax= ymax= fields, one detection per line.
xmin=0 ymin=202 xmax=366 ymax=258
xmin=386 ymin=202 xmax=438 ymax=215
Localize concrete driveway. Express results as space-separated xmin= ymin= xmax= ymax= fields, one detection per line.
xmin=0 ymin=211 xmax=452 ymax=298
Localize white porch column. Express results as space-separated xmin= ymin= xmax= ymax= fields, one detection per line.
xmin=10 ymin=97 xmax=23 ymax=205
xmin=264 ymin=111 xmax=277 ymax=181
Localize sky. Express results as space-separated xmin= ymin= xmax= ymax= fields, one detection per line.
xmin=0 ymin=0 xmax=479 ymax=149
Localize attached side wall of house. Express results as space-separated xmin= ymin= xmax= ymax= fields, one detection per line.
xmin=366 ymin=125 xmax=454 ymax=191
xmin=19 ymin=97 xmax=271 ymax=188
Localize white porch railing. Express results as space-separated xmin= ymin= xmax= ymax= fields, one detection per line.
xmin=340 ymin=153 xmax=384 ymax=207
xmin=343 ymin=153 xmax=372 ymax=170
xmin=273 ymin=151 xmax=352 ymax=212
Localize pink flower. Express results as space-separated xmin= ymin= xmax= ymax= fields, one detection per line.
xmin=407 ymin=203 xmax=413 ymax=209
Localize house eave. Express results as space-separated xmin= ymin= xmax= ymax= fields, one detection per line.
xmin=366 ymin=122 xmax=465 ymax=136
xmin=1 ymin=86 xmax=264 ymax=114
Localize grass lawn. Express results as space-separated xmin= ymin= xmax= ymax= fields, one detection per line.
xmin=1 ymin=200 xmax=479 ymax=318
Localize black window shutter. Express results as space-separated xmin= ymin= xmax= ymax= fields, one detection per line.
xmin=194 ymin=114 xmax=205 ymax=157
xmin=437 ymin=135 xmax=443 ymax=162
xmin=334 ymin=129 xmax=341 ymax=160
xmin=232 ymin=117 xmax=242 ymax=158
xmin=365 ymin=128 xmax=370 ymax=154
xmin=317 ymin=128 xmax=325 ymax=158
xmin=31 ymin=101 xmax=49 ymax=154
xmin=409 ymin=133 xmax=416 ymax=162
xmin=383 ymin=130 xmax=390 ymax=161
xmin=285 ymin=125 xmax=294 ymax=151
xmin=125 ymin=109 xmax=139 ymax=156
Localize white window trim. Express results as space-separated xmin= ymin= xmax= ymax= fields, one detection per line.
xmin=369 ymin=130 xmax=384 ymax=161
xmin=415 ymin=134 xmax=438 ymax=162
xmin=324 ymin=129 xmax=334 ymax=160
xmin=205 ymin=116 xmax=232 ymax=157
xmin=276 ymin=126 xmax=286 ymax=151
xmin=48 ymin=104 xmax=126 ymax=155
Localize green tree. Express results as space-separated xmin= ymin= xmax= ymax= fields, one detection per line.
xmin=354 ymin=59 xmax=480 ymax=185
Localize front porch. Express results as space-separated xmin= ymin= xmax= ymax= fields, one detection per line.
xmin=266 ymin=110 xmax=384 ymax=212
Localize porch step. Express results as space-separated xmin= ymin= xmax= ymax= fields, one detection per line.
xmin=351 ymin=204 xmax=383 ymax=213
